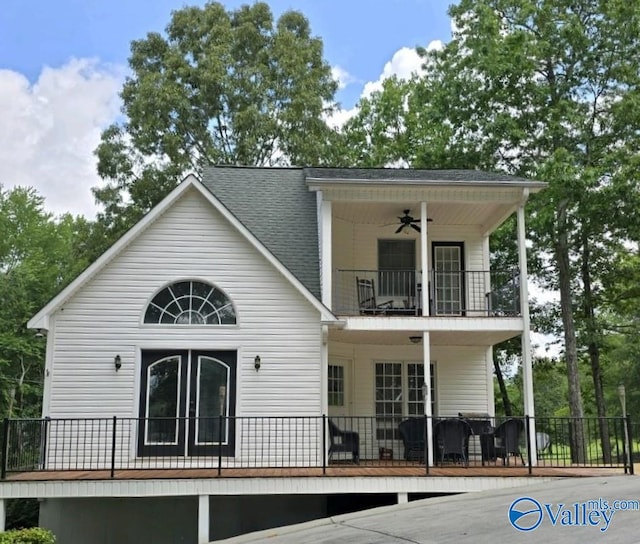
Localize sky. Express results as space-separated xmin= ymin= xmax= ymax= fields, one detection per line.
xmin=0 ymin=0 xmax=453 ymax=218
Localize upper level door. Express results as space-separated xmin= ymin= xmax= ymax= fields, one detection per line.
xmin=378 ymin=239 xmax=417 ymax=309
xmin=432 ymin=242 xmax=465 ymax=315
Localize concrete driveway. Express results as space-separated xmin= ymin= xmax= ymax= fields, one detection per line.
xmin=218 ymin=475 xmax=639 ymax=543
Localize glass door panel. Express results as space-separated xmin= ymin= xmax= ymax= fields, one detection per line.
xmin=193 ymin=356 xmax=229 ymax=446
xmin=138 ymin=350 xmax=188 ymax=456
xmin=433 ymin=243 xmax=464 ymax=315
xmin=188 ymin=351 xmax=236 ymax=456
xmin=375 ymin=363 xmax=403 ymax=441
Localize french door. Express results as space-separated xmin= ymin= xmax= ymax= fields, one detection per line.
xmin=374 ymin=361 xmax=436 ymax=442
xmin=138 ymin=349 xmax=236 ymax=456
xmin=432 ymin=242 xmax=465 ymax=315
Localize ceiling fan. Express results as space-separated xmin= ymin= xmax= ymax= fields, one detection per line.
xmin=394 ymin=209 xmax=432 ymax=234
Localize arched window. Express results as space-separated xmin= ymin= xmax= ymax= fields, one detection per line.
xmin=144 ymin=281 xmax=236 ymax=325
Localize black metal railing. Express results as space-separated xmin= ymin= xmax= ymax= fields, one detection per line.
xmin=0 ymin=415 xmax=633 ymax=478
xmin=333 ymin=269 xmax=520 ymax=316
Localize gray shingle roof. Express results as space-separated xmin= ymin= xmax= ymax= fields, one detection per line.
xmin=200 ymin=166 xmax=321 ymax=299
xmin=304 ymin=167 xmax=543 ymax=185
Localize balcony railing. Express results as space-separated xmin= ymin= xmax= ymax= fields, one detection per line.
xmin=333 ymin=269 xmax=520 ymax=316
xmin=1 ymin=415 xmax=633 ymax=478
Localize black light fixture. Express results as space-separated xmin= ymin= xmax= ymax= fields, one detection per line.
xmin=409 ymin=336 xmax=422 ymax=344
xmin=114 ymin=355 xmax=122 ymax=372
xmin=254 ymin=355 xmax=261 ymax=371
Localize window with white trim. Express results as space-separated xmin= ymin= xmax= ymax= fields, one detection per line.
xmin=328 ymin=364 xmax=345 ymax=406
xmin=144 ymin=280 xmax=236 ymax=324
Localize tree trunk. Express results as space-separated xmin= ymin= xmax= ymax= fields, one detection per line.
xmin=581 ymin=231 xmax=611 ymax=463
xmin=556 ymin=199 xmax=585 ymax=463
xmin=493 ymin=352 xmax=513 ymax=417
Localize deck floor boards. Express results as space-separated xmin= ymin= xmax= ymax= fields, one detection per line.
xmin=5 ymin=464 xmax=622 ymax=482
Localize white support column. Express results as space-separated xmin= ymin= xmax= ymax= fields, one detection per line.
xmin=318 ymin=194 xmax=332 ymax=308
xmin=397 ymin=492 xmax=409 ymax=504
xmin=423 ymin=332 xmax=433 ymax=466
xmin=517 ymin=193 xmax=537 ymax=464
xmin=483 ymin=236 xmax=495 ymax=416
xmin=198 ymin=495 xmax=209 ymax=544
xmin=0 ymin=498 xmax=5 ymax=533
xmin=486 ymin=347 xmax=495 ymax=417
xmin=420 ymin=202 xmax=429 ymax=316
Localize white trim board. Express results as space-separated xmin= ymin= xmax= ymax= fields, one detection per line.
xmin=0 ymin=475 xmax=562 ymax=500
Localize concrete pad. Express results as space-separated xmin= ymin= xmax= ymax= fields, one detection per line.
xmin=217 ymin=475 xmax=640 ymax=543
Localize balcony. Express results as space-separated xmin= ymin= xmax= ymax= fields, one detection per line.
xmin=333 ymin=269 xmax=521 ymax=317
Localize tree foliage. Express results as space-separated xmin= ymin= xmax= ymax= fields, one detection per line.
xmin=0 ymin=186 xmax=89 ymax=418
xmin=94 ymin=1 xmax=338 ymax=236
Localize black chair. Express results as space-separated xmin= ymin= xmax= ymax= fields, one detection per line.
xmin=356 ymin=277 xmax=393 ymax=315
xmin=328 ymin=419 xmax=360 ymax=464
xmin=494 ymin=418 xmax=525 ymax=465
xmin=398 ymin=418 xmax=426 ymax=461
xmin=434 ymin=418 xmax=472 ymax=466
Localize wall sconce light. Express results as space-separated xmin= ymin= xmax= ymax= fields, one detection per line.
xmin=409 ymin=336 xmax=422 ymax=344
xmin=114 ymin=355 xmax=122 ymax=372
xmin=35 ymin=329 xmax=46 ymax=339
xmin=254 ymin=355 xmax=261 ymax=371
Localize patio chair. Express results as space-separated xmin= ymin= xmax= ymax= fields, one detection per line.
xmin=356 ymin=277 xmax=393 ymax=315
xmin=494 ymin=418 xmax=525 ymax=465
xmin=328 ymin=419 xmax=360 ymax=464
xmin=434 ymin=418 xmax=472 ymax=466
xmin=398 ymin=418 xmax=426 ymax=461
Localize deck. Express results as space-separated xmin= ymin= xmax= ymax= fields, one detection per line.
xmin=5 ymin=464 xmax=623 ymax=482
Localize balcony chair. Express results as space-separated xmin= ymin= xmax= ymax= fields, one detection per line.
xmin=434 ymin=418 xmax=473 ymax=466
xmin=398 ymin=418 xmax=426 ymax=461
xmin=328 ymin=419 xmax=360 ymax=464
xmin=355 ymin=277 xmax=393 ymax=315
xmin=494 ymin=418 xmax=525 ymax=465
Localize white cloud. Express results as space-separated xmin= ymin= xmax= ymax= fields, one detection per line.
xmin=328 ymin=39 xmax=445 ymax=129
xmin=0 ymin=58 xmax=123 ymax=218
xmin=331 ymin=65 xmax=356 ymax=90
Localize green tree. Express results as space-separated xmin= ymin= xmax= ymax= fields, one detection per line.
xmin=94 ymin=1 xmax=338 ymax=237
xmin=0 ymin=186 xmax=89 ymax=418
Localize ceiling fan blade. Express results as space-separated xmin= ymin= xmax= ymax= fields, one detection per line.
xmin=395 ymin=225 xmax=404 ymax=234
xmin=410 ymin=224 xmax=421 ymax=233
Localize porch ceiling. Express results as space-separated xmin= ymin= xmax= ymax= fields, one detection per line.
xmin=328 ymin=328 xmax=520 ymax=347
xmin=332 ymin=201 xmax=512 ymax=230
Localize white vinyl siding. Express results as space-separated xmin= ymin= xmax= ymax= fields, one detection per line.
xmin=45 ymin=188 xmax=322 ymax=466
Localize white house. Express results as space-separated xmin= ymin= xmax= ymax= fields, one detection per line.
xmin=0 ymin=166 xmax=551 ymax=543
